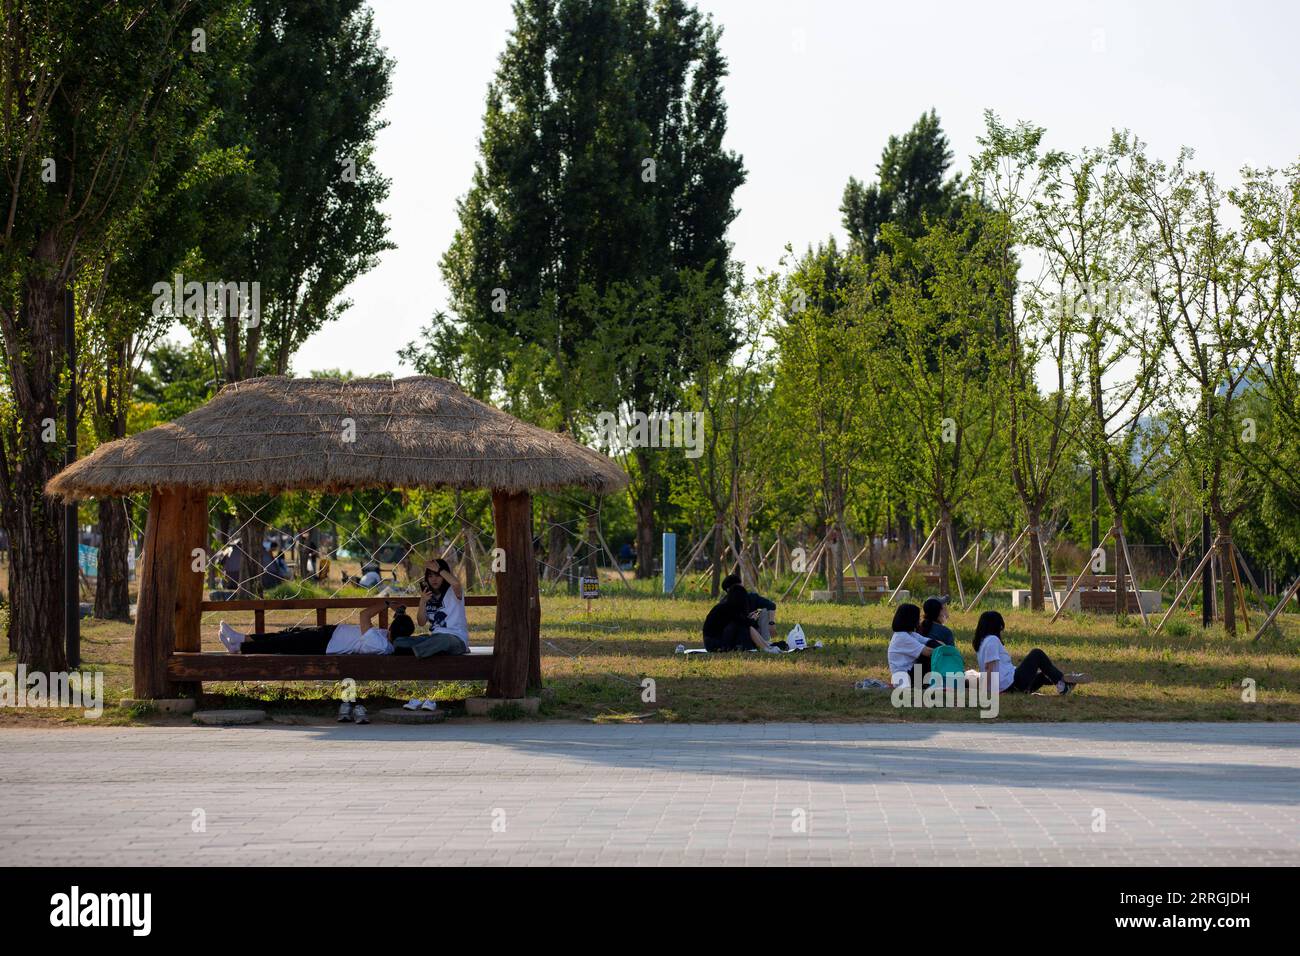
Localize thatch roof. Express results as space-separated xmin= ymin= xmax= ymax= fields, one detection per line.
xmin=47 ymin=376 xmax=628 ymax=500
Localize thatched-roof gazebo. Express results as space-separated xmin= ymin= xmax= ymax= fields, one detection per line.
xmin=47 ymin=376 xmax=627 ymax=701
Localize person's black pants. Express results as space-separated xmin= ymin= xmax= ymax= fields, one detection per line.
xmin=239 ymin=625 xmax=336 ymax=654
xmin=1011 ymin=647 xmax=1063 ymax=692
xmin=703 ymin=620 xmax=757 ymax=652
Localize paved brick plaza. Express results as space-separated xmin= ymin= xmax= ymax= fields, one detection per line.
xmin=1 ymin=722 xmax=1296 ymax=865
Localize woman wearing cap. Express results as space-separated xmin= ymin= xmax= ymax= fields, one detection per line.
xmin=918 ymin=596 xmax=955 ymax=646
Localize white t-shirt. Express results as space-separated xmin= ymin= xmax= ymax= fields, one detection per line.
xmin=326 ymin=623 xmax=394 ymax=655
xmin=976 ymin=634 xmax=1015 ymax=692
xmin=888 ymin=631 xmax=930 ymax=678
xmin=424 ymin=587 xmax=469 ymax=645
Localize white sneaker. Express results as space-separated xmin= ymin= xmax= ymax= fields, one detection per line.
xmin=352 ymin=704 xmax=370 ymax=725
xmin=420 ymin=700 xmax=438 ymax=712
xmin=218 ymin=621 xmax=245 ymax=654
xmin=403 ymin=698 xmax=423 ymax=710
xmin=763 ymin=644 xmax=784 ymax=654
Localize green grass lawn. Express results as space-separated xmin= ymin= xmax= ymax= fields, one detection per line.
xmin=4 ymin=588 xmax=1300 ymax=725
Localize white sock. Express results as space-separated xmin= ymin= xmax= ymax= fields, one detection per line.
xmin=1056 ymin=680 xmax=1067 ymax=693
xmin=218 ymin=622 xmax=245 ymax=652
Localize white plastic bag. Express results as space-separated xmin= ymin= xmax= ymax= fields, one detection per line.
xmin=786 ymin=623 xmax=808 ymax=650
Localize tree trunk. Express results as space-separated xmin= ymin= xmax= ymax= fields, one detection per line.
xmin=896 ymin=499 xmax=912 ymax=553
xmin=634 ymin=480 xmax=655 ymax=579
xmin=1027 ymin=513 xmax=1044 ymax=612
xmin=94 ymin=497 xmax=132 ymax=620
xmin=935 ymin=509 xmax=953 ymax=597
xmin=93 ymin=394 xmax=131 ymax=620
xmin=4 ymin=272 xmax=66 ymax=670
xmin=1113 ymin=523 xmax=1129 ymax=615
xmin=296 ymin=530 xmax=310 ymax=581
xmin=459 ymin=518 xmax=479 ymax=591
xmin=1218 ymin=525 xmax=1236 ymax=636
xmin=238 ymin=510 xmax=264 ymax=597
xmin=829 ymin=524 xmax=844 ymax=600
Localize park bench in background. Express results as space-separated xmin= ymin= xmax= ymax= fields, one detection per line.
xmin=915 ymin=564 xmax=943 ymax=592
xmin=1050 ymin=573 xmax=1118 ymax=591
xmin=1079 ymin=589 xmax=1143 ymax=613
xmin=841 ymin=575 xmax=891 ymax=602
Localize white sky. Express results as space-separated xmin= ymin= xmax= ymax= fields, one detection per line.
xmin=283 ymin=0 xmax=1300 ymax=378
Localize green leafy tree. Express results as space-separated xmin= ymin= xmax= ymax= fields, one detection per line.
xmin=433 ymin=0 xmax=745 ymax=578
xmin=841 ymin=110 xmax=969 ymax=264
xmin=1121 ymin=142 xmax=1266 ymax=633
xmin=971 ymin=113 xmax=1085 ymax=608
xmin=0 ymin=0 xmax=245 ymax=667
xmin=858 ymin=206 xmax=1007 ymax=595
xmin=190 ymin=0 xmax=394 ymax=382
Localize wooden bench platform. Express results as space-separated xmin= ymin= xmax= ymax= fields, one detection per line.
xmin=1079 ymin=589 xmax=1142 ymax=613
xmin=842 ymin=575 xmax=891 ymax=602
xmin=1050 ymin=574 xmax=1118 ymax=591
xmin=175 ymin=595 xmax=499 ymax=682
xmin=168 ymin=646 xmax=496 ymax=682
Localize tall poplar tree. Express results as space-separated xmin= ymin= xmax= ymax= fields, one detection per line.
xmin=434 ymin=0 xmax=745 ymax=578
xmin=0 ymin=0 xmax=246 ymax=668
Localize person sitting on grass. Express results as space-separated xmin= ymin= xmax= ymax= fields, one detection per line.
xmin=887 ymin=602 xmax=943 ymax=685
xmin=721 ymin=572 xmax=777 ymax=642
xmin=218 ymin=602 xmax=414 ymax=655
xmin=973 ymin=610 xmax=1092 ymax=695
xmin=703 ymin=583 xmax=782 ymax=653
xmin=918 ymin=595 xmax=955 ymax=646
xmin=394 ymin=558 xmax=470 ymax=657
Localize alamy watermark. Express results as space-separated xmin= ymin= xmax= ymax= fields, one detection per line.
xmin=891 ymin=665 xmax=1000 ymax=718
xmin=151 ymin=272 xmax=261 ymax=327
xmin=1 ymin=666 xmax=104 ymax=718
xmin=594 ymin=410 xmax=704 ymax=459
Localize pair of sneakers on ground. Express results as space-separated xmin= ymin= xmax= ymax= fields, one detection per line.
xmin=337 ymin=701 xmax=369 ymax=724
xmin=403 ymin=698 xmax=438 ymax=712
xmin=1056 ymin=673 xmax=1093 ymax=695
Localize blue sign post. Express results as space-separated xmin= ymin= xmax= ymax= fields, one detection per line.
xmin=662 ymin=532 xmax=676 ymax=595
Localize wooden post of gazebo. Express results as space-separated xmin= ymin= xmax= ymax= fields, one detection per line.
xmin=134 ymin=489 xmax=207 ymax=699
xmin=488 ymin=490 xmax=538 ymax=699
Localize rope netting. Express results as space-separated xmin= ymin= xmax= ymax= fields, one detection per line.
xmin=118 ymin=488 xmax=631 ymax=631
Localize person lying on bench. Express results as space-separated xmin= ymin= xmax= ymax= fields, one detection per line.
xmin=217 ymin=602 xmax=415 ymax=655
xmin=393 ymin=558 xmax=470 ymax=657
xmin=973 ymin=610 xmax=1092 ymax=695
xmin=888 ymin=602 xmax=942 ymax=685
xmin=703 ymin=584 xmax=781 ymax=653
xmin=721 ymin=572 xmax=777 ymax=642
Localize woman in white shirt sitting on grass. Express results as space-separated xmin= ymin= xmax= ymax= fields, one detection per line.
xmin=973 ymin=610 xmax=1091 ymax=695
xmin=887 ymin=602 xmax=943 ymax=686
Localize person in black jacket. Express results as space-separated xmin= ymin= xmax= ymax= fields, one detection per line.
xmin=722 ymin=572 xmax=777 ymax=642
xmin=917 ymin=596 xmax=955 ymax=646
xmin=703 ymin=584 xmax=781 ymax=653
